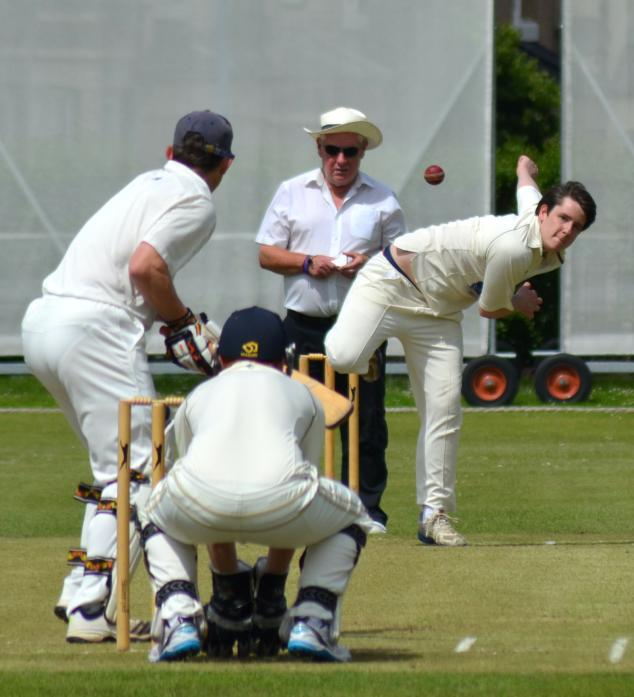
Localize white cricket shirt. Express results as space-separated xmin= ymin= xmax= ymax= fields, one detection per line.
xmin=42 ymin=160 xmax=216 ymax=329
xmin=385 ymin=185 xmax=562 ymax=320
xmin=256 ymin=168 xmax=406 ymax=317
xmin=164 ymin=362 xmax=325 ymax=522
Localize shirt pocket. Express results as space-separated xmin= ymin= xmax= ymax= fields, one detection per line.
xmin=349 ymin=208 xmax=379 ymax=241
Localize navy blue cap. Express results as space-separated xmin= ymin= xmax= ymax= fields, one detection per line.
xmin=218 ymin=307 xmax=287 ymax=362
xmin=173 ymin=110 xmax=234 ymax=159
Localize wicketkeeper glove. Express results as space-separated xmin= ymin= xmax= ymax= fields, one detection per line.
xmin=252 ymin=557 xmax=288 ymax=657
xmin=204 ymin=563 xmax=254 ymax=659
xmin=162 ymin=309 xmax=221 ymax=376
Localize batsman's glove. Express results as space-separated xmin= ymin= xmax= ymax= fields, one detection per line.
xmin=162 ymin=309 xmax=220 ymax=376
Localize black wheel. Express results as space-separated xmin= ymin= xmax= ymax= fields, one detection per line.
xmin=533 ymin=354 xmax=592 ymax=403
xmin=462 ymin=356 xmax=520 ymax=407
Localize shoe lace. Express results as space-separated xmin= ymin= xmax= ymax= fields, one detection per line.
xmin=296 ymin=616 xmax=331 ymax=641
xmin=435 ymin=511 xmax=460 ymax=528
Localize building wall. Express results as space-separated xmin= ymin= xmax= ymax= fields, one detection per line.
xmin=496 ymin=0 xmax=561 ymax=54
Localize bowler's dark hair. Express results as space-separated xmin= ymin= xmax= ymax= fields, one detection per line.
xmin=172 ymin=132 xmax=224 ymax=172
xmin=536 ymin=181 xmax=597 ymax=230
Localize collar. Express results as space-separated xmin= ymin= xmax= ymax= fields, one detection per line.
xmin=221 ymin=360 xmax=284 ymax=376
xmin=530 ymin=213 xmax=566 ymax=266
xmin=519 ymin=210 xmax=565 ymax=270
xmin=308 ymin=168 xmax=373 ymax=196
xmin=524 ymin=212 xmax=543 ymax=251
xmin=164 ymin=159 xmax=211 ymax=197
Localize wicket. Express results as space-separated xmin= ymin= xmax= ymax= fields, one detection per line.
xmin=116 ymin=395 xmax=183 ymax=652
xmin=298 ymin=353 xmax=360 ymax=493
xmin=115 ymin=357 xmax=359 ymax=651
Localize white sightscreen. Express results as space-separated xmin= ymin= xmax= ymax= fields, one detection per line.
xmin=0 ymin=0 xmax=493 ymax=358
xmin=562 ymin=0 xmax=634 ymax=355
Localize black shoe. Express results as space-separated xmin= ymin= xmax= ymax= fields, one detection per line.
xmin=367 ymin=506 xmax=388 ymax=526
xmin=54 ymin=605 xmax=68 ymax=623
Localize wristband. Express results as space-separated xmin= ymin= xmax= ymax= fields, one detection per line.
xmin=302 ymin=255 xmax=313 ymax=275
xmin=166 ymin=307 xmax=196 ymax=332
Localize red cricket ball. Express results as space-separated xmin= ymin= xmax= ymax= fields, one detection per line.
xmin=424 ymin=164 xmax=445 ymax=185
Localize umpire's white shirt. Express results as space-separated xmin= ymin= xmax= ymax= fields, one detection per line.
xmin=42 ymin=160 xmax=216 ymax=329
xmin=255 ymin=168 xmax=405 ymax=317
xmin=154 ymin=361 xmax=326 ymax=532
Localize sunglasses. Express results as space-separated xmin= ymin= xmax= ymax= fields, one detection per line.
xmin=323 ymin=145 xmax=360 ymax=158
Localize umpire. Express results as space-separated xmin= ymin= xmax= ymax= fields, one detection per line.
xmin=256 ymin=107 xmax=406 ymax=527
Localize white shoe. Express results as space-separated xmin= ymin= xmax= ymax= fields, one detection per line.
xmin=66 ymin=606 xmax=150 ymax=643
xmin=367 ymin=520 xmax=387 ymax=534
xmin=287 ymin=618 xmax=351 ymax=663
xmin=417 ymin=510 xmax=467 ymax=546
xmin=54 ymin=567 xmax=84 ymax=623
xmin=148 ymin=617 xmax=201 ymax=663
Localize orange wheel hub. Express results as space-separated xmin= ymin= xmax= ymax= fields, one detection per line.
xmin=472 ymin=367 xmax=508 ymax=401
xmin=546 ymin=367 xmax=581 ymax=400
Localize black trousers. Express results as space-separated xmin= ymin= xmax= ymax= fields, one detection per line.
xmin=283 ymin=310 xmax=389 ymax=518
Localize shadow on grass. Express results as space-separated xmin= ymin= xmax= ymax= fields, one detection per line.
xmin=347 ymin=648 xmax=421 ymax=662
xmin=165 ymin=648 xmax=420 ymax=665
xmin=468 ymin=539 xmax=634 ymax=547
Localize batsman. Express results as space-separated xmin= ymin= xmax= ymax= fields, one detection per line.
xmin=21 ymin=110 xmax=234 ymax=642
xmin=140 ymin=307 xmax=374 ymax=663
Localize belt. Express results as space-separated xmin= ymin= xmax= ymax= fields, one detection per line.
xmin=285 ymin=309 xmax=337 ymax=329
xmin=383 ymin=245 xmax=419 ymax=289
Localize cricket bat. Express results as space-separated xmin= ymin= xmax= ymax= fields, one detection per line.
xmin=291 ymin=370 xmax=353 ymax=428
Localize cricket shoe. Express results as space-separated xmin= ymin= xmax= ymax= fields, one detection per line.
xmin=417 ymin=510 xmax=467 ymax=546
xmin=54 ymin=604 xmax=69 ymax=623
xmin=287 ymin=618 xmax=351 ymax=663
xmin=367 ymin=519 xmax=387 ymax=535
xmin=66 ymin=605 xmax=151 ymax=643
xmin=148 ymin=617 xmax=201 ymax=663
xmin=367 ymin=505 xmax=388 ymax=533
xmin=54 ymin=570 xmax=84 ymax=623
xmin=368 ymin=505 xmax=388 ymax=525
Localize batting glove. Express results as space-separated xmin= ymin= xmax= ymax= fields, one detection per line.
xmin=162 ymin=309 xmax=220 ymax=376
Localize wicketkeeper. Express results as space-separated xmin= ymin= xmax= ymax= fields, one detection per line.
xmin=140 ymin=306 xmax=374 ymax=663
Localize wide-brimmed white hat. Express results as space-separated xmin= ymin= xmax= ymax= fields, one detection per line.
xmin=303 ymin=107 xmax=383 ymax=149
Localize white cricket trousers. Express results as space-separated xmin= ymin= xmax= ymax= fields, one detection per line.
xmin=22 ymin=294 xmax=155 ymax=611
xmin=142 ymin=474 xmax=373 ymax=623
xmin=324 ymin=256 xmax=463 ymax=512
xmin=21 ymin=295 xmax=155 ymax=485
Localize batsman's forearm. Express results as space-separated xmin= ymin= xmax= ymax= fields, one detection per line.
xmin=135 ymin=272 xmax=188 ymax=323
xmin=129 ymin=241 xmax=188 ymax=322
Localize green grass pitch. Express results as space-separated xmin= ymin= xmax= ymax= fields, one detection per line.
xmin=0 ymin=377 xmax=633 ymax=695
